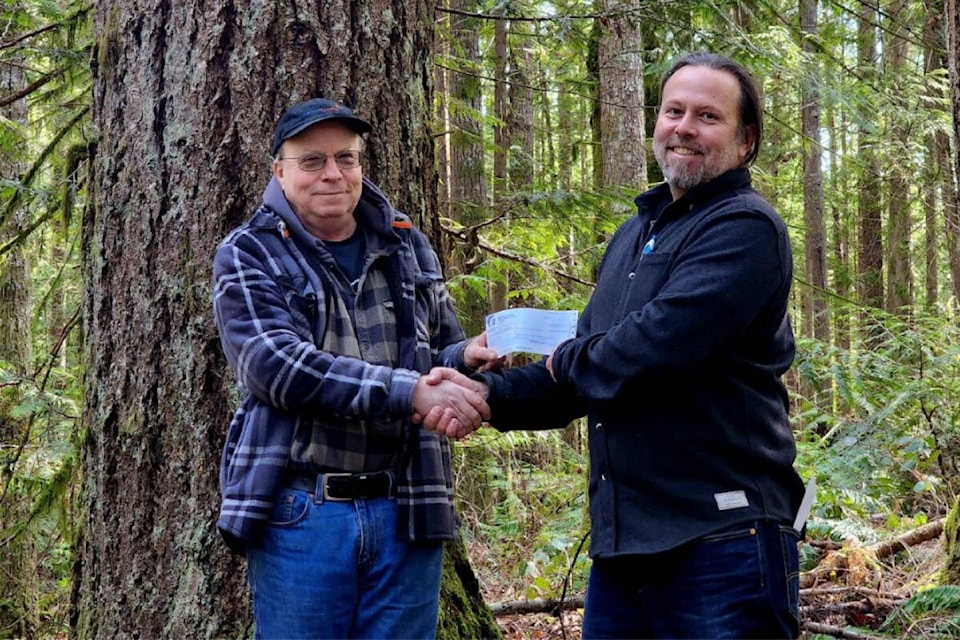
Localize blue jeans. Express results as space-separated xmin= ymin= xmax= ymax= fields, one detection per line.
xmin=581 ymin=520 xmax=800 ymax=639
xmin=246 ymin=486 xmax=444 ymax=639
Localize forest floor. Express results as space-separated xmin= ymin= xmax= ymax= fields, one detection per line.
xmin=469 ymin=518 xmax=954 ymax=640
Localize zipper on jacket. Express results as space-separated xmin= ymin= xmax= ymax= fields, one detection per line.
xmin=638 ymin=220 xmax=658 ymax=262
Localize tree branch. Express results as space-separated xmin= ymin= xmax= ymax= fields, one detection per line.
xmin=489 ymin=594 xmax=585 ymax=617
xmin=867 ymin=518 xmax=945 ymax=559
xmin=802 ymin=620 xmax=888 ymax=640
xmin=476 ymin=238 xmax=595 ymax=287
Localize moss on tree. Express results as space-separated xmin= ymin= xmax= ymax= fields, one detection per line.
xmin=438 ymin=537 xmax=502 ymax=640
xmin=943 ymin=497 xmax=960 ymax=585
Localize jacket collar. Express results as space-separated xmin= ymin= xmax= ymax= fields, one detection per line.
xmin=634 ymin=168 xmax=752 ymax=227
xmin=257 ymin=176 xmax=403 ymax=254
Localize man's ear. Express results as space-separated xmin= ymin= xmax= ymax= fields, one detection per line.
xmin=741 ymin=124 xmax=758 ymax=162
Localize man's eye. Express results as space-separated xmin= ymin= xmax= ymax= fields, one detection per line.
xmin=335 ymin=151 xmax=361 ymax=168
xmin=300 ymin=155 xmax=326 ymax=169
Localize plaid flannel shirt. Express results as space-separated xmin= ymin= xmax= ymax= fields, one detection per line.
xmin=213 ymin=176 xmax=468 ymax=552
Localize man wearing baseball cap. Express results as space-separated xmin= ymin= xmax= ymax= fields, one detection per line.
xmin=212 ymin=97 xmax=499 ymax=638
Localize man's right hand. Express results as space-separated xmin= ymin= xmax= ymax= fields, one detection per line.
xmin=411 ymin=368 xmax=490 ymax=439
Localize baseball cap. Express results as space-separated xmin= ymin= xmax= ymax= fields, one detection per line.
xmin=271 ymin=98 xmax=372 ymax=156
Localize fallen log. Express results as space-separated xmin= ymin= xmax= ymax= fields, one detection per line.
xmin=800 ymin=517 xmax=945 ymax=589
xmin=802 ymin=620 xmax=887 ymax=640
xmin=489 ymin=594 xmax=586 ymax=617
xmin=800 ymin=595 xmax=904 ymax=617
xmin=867 ymin=517 xmax=945 ymax=560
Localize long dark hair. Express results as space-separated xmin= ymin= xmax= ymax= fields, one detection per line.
xmin=660 ymin=52 xmax=763 ymax=167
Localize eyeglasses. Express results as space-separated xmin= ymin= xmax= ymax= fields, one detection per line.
xmin=278 ymin=150 xmax=363 ymax=171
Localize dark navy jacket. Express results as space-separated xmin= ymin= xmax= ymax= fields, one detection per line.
xmin=480 ymin=169 xmax=805 ymax=557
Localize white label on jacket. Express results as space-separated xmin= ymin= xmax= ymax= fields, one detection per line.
xmin=714 ymin=490 xmax=749 ymax=510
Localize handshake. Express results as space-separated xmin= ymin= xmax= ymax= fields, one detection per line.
xmin=411 ymin=333 xmax=504 ymax=440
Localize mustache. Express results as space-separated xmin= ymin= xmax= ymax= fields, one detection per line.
xmin=664 ymin=138 xmax=704 ymax=154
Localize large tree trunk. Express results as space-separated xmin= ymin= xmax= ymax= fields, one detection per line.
xmin=595 ymin=0 xmax=645 ymax=191
xmin=76 ymin=0 xmax=493 ymax=636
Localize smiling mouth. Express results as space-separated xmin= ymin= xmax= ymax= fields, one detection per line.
xmin=669 ymin=146 xmax=701 ymax=156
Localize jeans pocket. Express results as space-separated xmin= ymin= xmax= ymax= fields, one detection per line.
xmin=779 ymin=525 xmax=801 ymax=628
xmin=700 ymin=524 xmax=758 ymax=544
xmin=267 ymin=488 xmax=311 ymax=527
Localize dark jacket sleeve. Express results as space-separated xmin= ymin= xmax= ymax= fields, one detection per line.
xmin=474 ymin=360 xmax=586 ymax=431
xmin=551 ymin=210 xmax=791 ymax=402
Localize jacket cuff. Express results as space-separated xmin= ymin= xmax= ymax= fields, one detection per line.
xmin=388 ymin=368 xmax=420 ymax=417
xmin=549 ymin=338 xmax=575 ymax=386
xmin=438 ymin=339 xmax=471 ymax=373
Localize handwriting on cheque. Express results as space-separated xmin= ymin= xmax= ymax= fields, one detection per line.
xmin=485 ymin=308 xmax=578 ymax=356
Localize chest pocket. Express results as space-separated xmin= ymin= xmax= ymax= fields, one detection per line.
xmin=625 ymin=251 xmax=672 ymax=312
xmin=591 ymin=251 xmax=673 ymax=329
xmin=413 ymin=274 xmax=442 ymax=346
xmin=275 ymin=273 xmax=325 ymax=344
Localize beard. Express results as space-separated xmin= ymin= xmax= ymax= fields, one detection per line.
xmin=653 ymin=137 xmax=743 ymax=193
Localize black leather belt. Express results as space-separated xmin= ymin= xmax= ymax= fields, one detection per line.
xmin=286 ymin=470 xmax=396 ymax=501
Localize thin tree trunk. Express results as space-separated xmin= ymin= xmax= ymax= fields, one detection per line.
xmin=436 ymin=0 xmax=452 ymax=223
xmin=857 ymin=0 xmax=884 ymax=326
xmin=800 ymin=0 xmax=830 ymax=342
xmin=884 ymin=0 xmax=914 ymax=314
xmin=922 ymin=9 xmax=942 ymax=312
xmin=828 ymin=105 xmax=852 ymax=349
xmin=939 ymin=0 xmax=960 ymax=316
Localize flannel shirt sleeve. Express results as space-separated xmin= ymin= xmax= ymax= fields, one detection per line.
xmin=213 ymin=232 xmax=418 ymax=419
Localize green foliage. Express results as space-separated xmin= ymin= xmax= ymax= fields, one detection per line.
xmin=454 ymin=428 xmax=590 ymax=601
xmin=0 ymin=3 xmax=90 ymax=634
xmin=881 ymin=585 xmax=960 ymax=639
xmin=791 ymin=308 xmax=960 ymax=526
xmin=445 ymin=186 xmax=628 ymax=318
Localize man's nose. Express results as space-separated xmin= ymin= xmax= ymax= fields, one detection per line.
xmin=674 ymin=112 xmax=697 ymax=137
xmin=318 ymin=155 xmax=343 ymax=177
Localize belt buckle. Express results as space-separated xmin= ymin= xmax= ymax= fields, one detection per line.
xmin=320 ymin=472 xmax=354 ymax=502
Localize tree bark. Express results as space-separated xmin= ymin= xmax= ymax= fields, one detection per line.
xmin=595 ymin=0 xmax=646 ymax=191
xmin=77 ymin=0 xmax=491 ymax=636
xmin=945 ymin=0 xmax=960 ymax=317
xmin=883 ymin=0 xmax=914 ymax=314
xmin=800 ymin=0 xmax=830 ymax=343
xmin=945 ymin=499 xmax=960 ymax=584
xmin=945 ymin=0 xmax=960 ymax=533
xmin=856 ymin=0 xmax=884 ymax=330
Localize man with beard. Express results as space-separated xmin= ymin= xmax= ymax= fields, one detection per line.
xmin=425 ymin=52 xmax=805 ymax=638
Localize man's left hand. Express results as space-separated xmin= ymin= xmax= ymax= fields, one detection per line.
xmin=464 ymin=332 xmax=505 ymax=372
